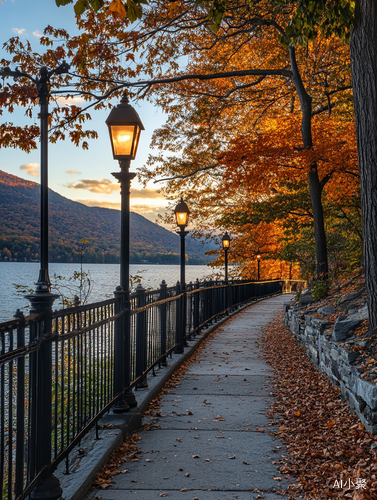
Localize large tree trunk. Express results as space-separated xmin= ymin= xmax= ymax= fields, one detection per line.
xmin=350 ymin=0 xmax=377 ymax=331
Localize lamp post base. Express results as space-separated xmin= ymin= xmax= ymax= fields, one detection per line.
xmin=136 ymin=379 xmax=148 ymax=390
xmin=112 ymin=398 xmax=130 ymax=413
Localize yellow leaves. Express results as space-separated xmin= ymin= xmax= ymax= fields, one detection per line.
xmin=108 ymin=0 xmax=127 ymax=18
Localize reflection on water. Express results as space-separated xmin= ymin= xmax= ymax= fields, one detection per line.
xmin=0 ymin=263 xmax=218 ymax=322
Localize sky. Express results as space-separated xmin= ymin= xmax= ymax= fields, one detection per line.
xmin=0 ymin=0 xmax=171 ymax=223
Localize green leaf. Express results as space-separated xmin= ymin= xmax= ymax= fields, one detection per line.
xmin=126 ymin=0 xmax=143 ymax=22
xmin=89 ymin=0 xmax=104 ymax=10
xmin=74 ymin=0 xmax=90 ymax=15
xmin=55 ymin=0 xmax=73 ymax=6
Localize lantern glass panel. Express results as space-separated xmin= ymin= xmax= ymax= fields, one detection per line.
xmin=176 ymin=211 xmax=189 ymax=227
xmin=222 ymin=239 xmax=230 ymax=248
xmin=133 ymin=126 xmax=141 ymax=157
xmin=111 ymin=125 xmax=135 ymax=156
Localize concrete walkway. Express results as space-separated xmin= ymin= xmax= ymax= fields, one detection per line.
xmin=86 ymin=295 xmax=296 ymax=500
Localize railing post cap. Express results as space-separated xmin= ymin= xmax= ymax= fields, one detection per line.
xmin=135 ymin=283 xmax=146 ymax=293
xmin=14 ymin=308 xmax=25 ymax=320
xmin=160 ymin=279 xmax=167 ymax=287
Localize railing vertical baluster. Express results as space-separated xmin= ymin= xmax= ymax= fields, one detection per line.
xmin=194 ymin=279 xmax=200 ymax=332
xmin=113 ymin=292 xmax=125 ymax=410
xmin=8 ymin=329 xmax=13 ymax=500
xmin=67 ymin=315 xmax=72 ymax=453
xmin=60 ymin=317 xmax=64 ymax=453
xmin=136 ymin=284 xmax=148 ymax=388
xmin=15 ymin=311 xmax=25 ymax=497
xmin=72 ymin=316 xmax=77 ymax=443
xmin=159 ymin=280 xmax=167 ymax=366
xmin=31 ymin=302 xmax=62 ymax=499
xmin=174 ymin=282 xmax=184 ymax=354
xmin=0 ymin=329 xmax=4 ymax=500
xmin=28 ymin=320 xmax=36 ymax=483
xmin=54 ymin=316 xmax=58 ymax=458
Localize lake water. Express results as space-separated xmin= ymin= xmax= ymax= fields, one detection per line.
xmin=0 ymin=262 xmax=219 ymax=322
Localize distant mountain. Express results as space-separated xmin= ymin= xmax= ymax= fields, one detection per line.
xmin=0 ymin=170 xmax=213 ymax=264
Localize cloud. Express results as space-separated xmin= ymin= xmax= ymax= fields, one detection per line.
xmin=20 ymin=163 xmax=39 ymax=177
xmin=76 ymin=200 xmax=166 ymax=221
xmin=131 ymin=204 xmax=167 ymax=220
xmin=66 ymin=169 xmax=80 ymax=175
xmin=56 ymin=96 xmax=85 ymax=106
xmin=66 ymin=178 xmax=120 ymax=194
xmin=33 ymin=30 xmax=42 ymax=38
xmin=12 ymin=28 xmax=26 ymax=35
xmin=130 ymin=187 xmax=165 ymax=199
xmin=76 ymin=199 xmax=121 ymax=210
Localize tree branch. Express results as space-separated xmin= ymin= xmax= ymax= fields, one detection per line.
xmin=319 ymin=170 xmax=335 ymax=189
xmin=154 ymin=164 xmax=218 ymax=183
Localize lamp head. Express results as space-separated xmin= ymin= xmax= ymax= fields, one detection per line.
xmin=222 ymin=232 xmax=231 ymax=249
xmin=256 ymin=249 xmax=261 ymax=260
xmin=174 ymin=197 xmax=190 ymax=228
xmin=106 ymin=92 xmax=145 ymax=161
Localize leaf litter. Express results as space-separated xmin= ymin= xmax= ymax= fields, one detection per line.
xmin=261 ymin=313 xmax=377 ymax=499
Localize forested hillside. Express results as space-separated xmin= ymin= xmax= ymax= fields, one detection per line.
xmin=0 ymin=170 xmax=210 ymax=264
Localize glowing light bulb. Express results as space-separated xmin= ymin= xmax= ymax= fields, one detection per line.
xmin=118 ymin=134 xmax=131 ymax=142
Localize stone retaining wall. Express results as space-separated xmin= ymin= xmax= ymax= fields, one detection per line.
xmin=283 ymin=303 xmax=377 ymax=434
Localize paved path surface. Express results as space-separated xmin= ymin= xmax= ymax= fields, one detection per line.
xmin=86 ymin=295 xmax=296 ymax=500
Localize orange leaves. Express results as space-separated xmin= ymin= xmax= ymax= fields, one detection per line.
xmin=91 ymin=433 xmax=140 ymax=489
xmin=108 ymin=0 xmax=127 ymax=19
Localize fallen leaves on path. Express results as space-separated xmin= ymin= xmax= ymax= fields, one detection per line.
xmin=91 ymin=433 xmax=140 ymax=489
xmin=262 ymin=314 xmax=377 ymax=499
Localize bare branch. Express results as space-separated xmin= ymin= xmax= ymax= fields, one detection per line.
xmin=154 ymin=164 xmax=218 ymax=183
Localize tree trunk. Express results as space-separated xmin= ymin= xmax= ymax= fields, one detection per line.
xmin=308 ymin=170 xmax=328 ymax=277
xmin=350 ymin=0 xmax=377 ymax=331
xmin=289 ymin=47 xmax=329 ymax=278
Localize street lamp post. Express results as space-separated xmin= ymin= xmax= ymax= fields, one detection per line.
xmin=1 ymin=63 xmax=69 ymax=311
xmin=174 ymin=198 xmax=190 ymax=353
xmin=222 ymin=232 xmax=231 ymax=284
xmin=1 ymin=63 xmax=71 ymax=500
xmin=256 ymin=249 xmax=261 ymax=281
xmin=106 ymin=92 xmax=144 ymax=411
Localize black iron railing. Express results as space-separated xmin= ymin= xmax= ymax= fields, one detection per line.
xmin=0 ymin=278 xmax=282 ymax=499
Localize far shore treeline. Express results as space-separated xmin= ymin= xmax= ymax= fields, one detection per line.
xmin=0 ymin=170 xmax=211 ymax=265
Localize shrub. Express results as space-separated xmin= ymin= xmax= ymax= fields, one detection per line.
xmin=311 ymin=279 xmax=329 ymax=301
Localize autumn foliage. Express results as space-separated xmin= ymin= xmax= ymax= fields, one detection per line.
xmin=0 ymin=1 xmax=360 ymax=280
xmin=262 ymin=315 xmax=377 ymax=499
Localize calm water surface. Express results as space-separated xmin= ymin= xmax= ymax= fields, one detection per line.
xmin=0 ymin=263 xmax=218 ymax=322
